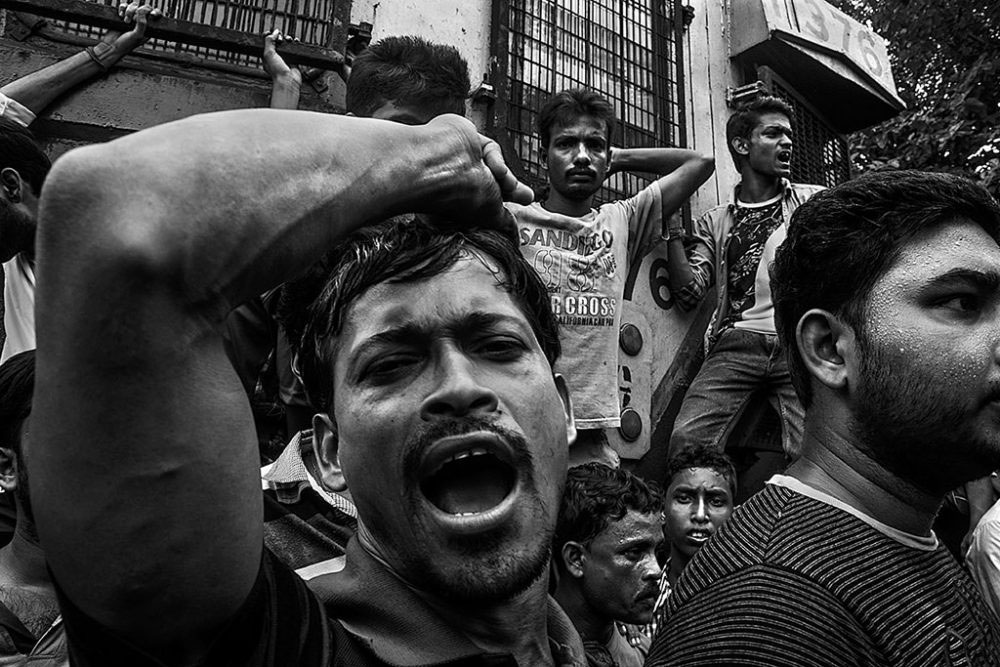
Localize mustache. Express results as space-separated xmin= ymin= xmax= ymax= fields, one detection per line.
xmin=401 ymin=416 xmax=535 ymax=474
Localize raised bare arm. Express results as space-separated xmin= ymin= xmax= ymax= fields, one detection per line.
xmin=0 ymin=3 xmax=159 ymax=116
xmin=30 ymin=109 xmax=530 ymax=662
xmin=608 ymin=147 xmax=714 ymax=216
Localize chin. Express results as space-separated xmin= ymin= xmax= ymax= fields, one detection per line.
xmin=426 ymin=536 xmax=551 ymax=604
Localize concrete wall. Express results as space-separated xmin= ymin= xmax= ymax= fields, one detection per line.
xmin=351 ymin=0 xmax=492 ymax=91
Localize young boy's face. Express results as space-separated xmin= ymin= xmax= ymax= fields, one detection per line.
xmin=664 ymin=467 xmax=734 ymax=560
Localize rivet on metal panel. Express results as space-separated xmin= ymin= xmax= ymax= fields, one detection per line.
xmin=619 ymin=323 xmax=643 ymax=356
xmin=618 ymin=408 xmax=642 ymax=442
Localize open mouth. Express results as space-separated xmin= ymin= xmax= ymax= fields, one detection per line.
xmin=687 ymin=529 xmax=711 ymax=544
xmin=776 ymin=149 xmax=792 ymax=165
xmin=418 ymin=433 xmax=518 ymax=519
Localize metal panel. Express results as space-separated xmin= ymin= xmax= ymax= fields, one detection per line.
xmin=491 ymin=0 xmax=685 ymax=205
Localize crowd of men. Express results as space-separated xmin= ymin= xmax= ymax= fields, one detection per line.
xmin=0 ymin=2 xmax=999 ymax=665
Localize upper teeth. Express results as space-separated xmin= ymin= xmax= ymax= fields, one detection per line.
xmin=447 ymin=447 xmax=488 ymax=463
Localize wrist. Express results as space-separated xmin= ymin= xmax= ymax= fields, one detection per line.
xmin=85 ymin=41 xmax=120 ymax=71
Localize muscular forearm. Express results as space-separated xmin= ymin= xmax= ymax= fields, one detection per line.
xmin=42 ymin=110 xmax=495 ymax=311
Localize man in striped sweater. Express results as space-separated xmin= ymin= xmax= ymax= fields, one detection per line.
xmin=648 ymin=171 xmax=1000 ymax=665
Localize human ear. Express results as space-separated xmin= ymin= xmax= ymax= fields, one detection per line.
xmin=553 ymin=374 xmax=577 ymax=448
xmin=311 ymin=413 xmax=348 ymax=493
xmin=731 ymin=136 xmax=750 ymax=157
xmin=797 ymin=309 xmax=853 ymax=393
xmin=0 ymin=448 xmax=17 ymax=493
xmin=561 ymin=541 xmax=587 ymax=579
xmin=0 ymin=168 xmax=22 ymax=203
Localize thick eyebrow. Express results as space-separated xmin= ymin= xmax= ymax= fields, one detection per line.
xmin=345 ymin=310 xmax=533 ymax=377
xmin=923 ymin=267 xmax=1000 ymax=293
xmin=762 ymin=123 xmax=792 ymax=134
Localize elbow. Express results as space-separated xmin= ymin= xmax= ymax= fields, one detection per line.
xmin=696 ymin=155 xmax=716 ymax=182
xmin=39 ymin=146 xmax=176 ymax=284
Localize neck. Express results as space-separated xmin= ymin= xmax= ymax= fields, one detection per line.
xmin=543 ymin=189 xmax=593 ymax=217
xmin=426 ymin=576 xmax=556 ymax=666
xmin=737 ymin=170 xmax=783 ymax=204
xmin=667 ymin=548 xmax=689 ymax=589
xmin=553 ymin=581 xmax=613 ymax=644
xmin=0 ymin=521 xmax=53 ymax=591
xmin=788 ymin=407 xmax=942 ymax=535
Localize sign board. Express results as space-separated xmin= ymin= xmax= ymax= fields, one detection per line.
xmin=759 ymin=0 xmax=896 ymax=97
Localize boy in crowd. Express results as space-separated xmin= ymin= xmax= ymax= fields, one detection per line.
xmin=667 ymin=95 xmax=823 ymax=462
xmin=648 ymin=445 xmax=735 ymax=636
xmin=552 ymin=463 xmax=663 ymax=666
xmin=508 ymin=88 xmax=714 ymax=466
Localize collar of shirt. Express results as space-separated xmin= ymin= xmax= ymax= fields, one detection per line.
xmin=261 ymin=430 xmax=357 ymax=519
xmin=311 ymin=538 xmax=587 ymax=666
xmin=726 ymin=177 xmax=793 ymax=209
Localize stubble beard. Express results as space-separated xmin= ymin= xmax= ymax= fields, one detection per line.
xmin=851 ymin=329 xmax=1000 ymax=493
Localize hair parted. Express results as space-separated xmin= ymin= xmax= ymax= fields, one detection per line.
xmin=0 ymin=119 xmax=51 ymax=195
xmin=553 ymin=463 xmax=663 ymax=571
xmin=772 ymin=169 xmax=1000 ymax=407
xmin=725 ymin=94 xmax=793 ymax=169
xmin=277 ymin=217 xmax=560 ymax=411
xmin=0 ymin=350 xmax=34 ymax=459
xmin=667 ymin=444 xmax=737 ymax=497
xmin=346 ymin=36 xmax=471 ymax=118
xmin=537 ymin=88 xmax=616 ymax=151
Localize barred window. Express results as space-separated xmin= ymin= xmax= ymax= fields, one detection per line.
xmin=490 ymin=0 xmax=687 ymax=204
xmin=45 ymin=0 xmax=349 ymax=68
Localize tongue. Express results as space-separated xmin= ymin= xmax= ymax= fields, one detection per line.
xmin=424 ymin=455 xmax=514 ymax=515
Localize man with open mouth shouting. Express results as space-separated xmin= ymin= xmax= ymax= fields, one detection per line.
xmin=28 ymin=109 xmax=587 ymax=665
xmin=666 ymin=95 xmax=824 ymax=466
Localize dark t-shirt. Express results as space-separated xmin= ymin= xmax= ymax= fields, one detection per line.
xmin=719 ymin=196 xmax=783 ymax=333
xmin=59 ymin=552 xmax=331 ymax=667
xmin=56 ymin=546 xmax=582 ymax=666
xmin=647 ymin=480 xmax=1000 ymax=666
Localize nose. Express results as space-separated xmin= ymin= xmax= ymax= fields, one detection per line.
xmin=692 ymin=496 xmax=709 ymax=523
xmin=572 ymin=142 xmax=591 ymax=165
xmin=420 ymin=346 xmax=499 ymax=419
xmin=643 ymin=552 xmax=663 ymax=581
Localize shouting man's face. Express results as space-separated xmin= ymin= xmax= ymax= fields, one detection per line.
xmin=329 ymin=254 xmax=574 ymax=602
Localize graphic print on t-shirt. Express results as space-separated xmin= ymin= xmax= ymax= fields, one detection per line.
xmin=719 ymin=196 xmax=783 ymax=333
xmin=520 ymin=225 xmax=619 ymax=328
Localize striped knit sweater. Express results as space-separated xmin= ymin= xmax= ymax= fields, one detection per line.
xmin=647 ymin=478 xmax=1000 ymax=666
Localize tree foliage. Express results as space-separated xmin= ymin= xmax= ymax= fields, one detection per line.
xmin=827 ymin=0 xmax=1000 ymax=197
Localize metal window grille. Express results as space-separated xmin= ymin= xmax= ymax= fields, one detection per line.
xmin=46 ymin=0 xmax=345 ymax=67
xmin=761 ymin=68 xmax=850 ymax=187
xmin=490 ymin=0 xmax=686 ymax=204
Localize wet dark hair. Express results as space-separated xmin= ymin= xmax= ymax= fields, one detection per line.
xmin=346 ymin=36 xmax=470 ymax=118
xmin=553 ymin=463 xmax=662 ymax=572
xmin=0 ymin=118 xmax=50 ymax=195
xmin=725 ymin=95 xmax=793 ymax=169
xmin=278 ymin=217 xmax=560 ymax=411
xmin=0 ymin=350 xmax=35 ymax=521
xmin=537 ymin=88 xmax=616 ymax=151
xmin=667 ymin=444 xmax=737 ymax=497
xmin=772 ymin=170 xmax=1000 ymax=407
xmin=0 ymin=350 xmax=33 ymax=459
